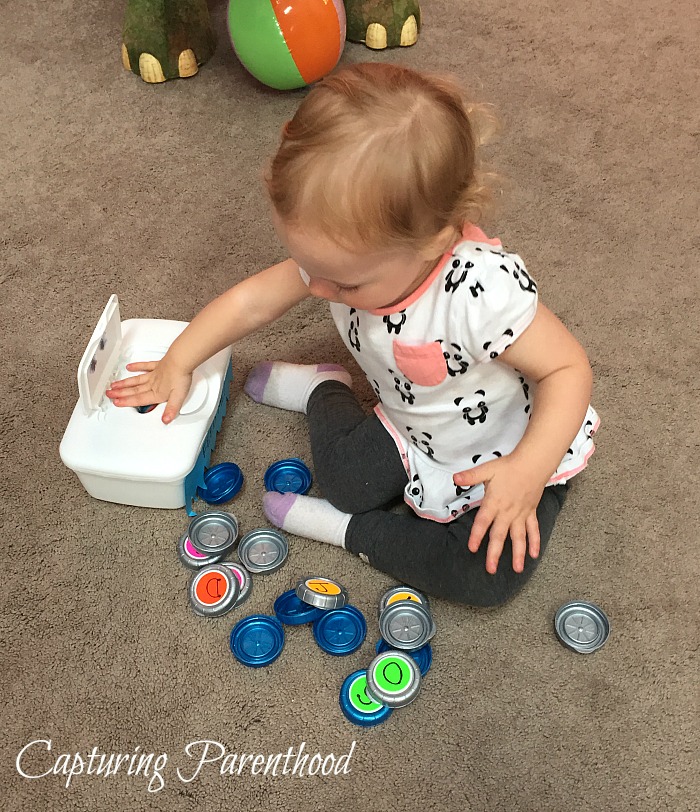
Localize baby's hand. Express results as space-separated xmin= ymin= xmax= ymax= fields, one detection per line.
xmin=105 ymin=358 xmax=192 ymax=424
xmin=453 ymin=455 xmax=545 ymax=575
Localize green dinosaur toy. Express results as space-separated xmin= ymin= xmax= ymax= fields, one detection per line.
xmin=344 ymin=0 xmax=421 ymax=49
xmin=122 ymin=0 xmax=216 ymax=83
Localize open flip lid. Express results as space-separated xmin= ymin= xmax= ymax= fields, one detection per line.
xmin=76 ymin=294 xmax=123 ymax=415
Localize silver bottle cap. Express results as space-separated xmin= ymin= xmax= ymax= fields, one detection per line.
xmin=554 ymin=601 xmax=610 ymax=654
xmin=378 ymin=586 xmax=431 ymax=617
xmin=177 ymin=532 xmax=224 ymax=570
xmin=187 ymin=511 xmax=239 ymax=556
xmin=189 ymin=564 xmax=239 ymax=618
xmin=365 ymin=650 xmax=421 ymax=708
xmin=221 ymin=562 xmax=253 ymax=608
xmin=379 ymin=601 xmax=435 ymax=651
xmin=237 ymin=529 xmax=288 ymax=574
xmin=295 ymin=577 xmax=349 ymax=610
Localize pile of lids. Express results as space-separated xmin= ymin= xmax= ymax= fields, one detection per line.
xmin=179 ymin=510 xmax=289 ymax=617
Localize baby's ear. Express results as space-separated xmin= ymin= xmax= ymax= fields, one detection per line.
xmin=419 ymin=225 xmax=461 ymax=260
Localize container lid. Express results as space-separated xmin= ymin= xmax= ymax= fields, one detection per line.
xmin=295 ymin=577 xmax=348 ymax=610
xmin=188 ymin=511 xmax=239 ymax=556
xmin=198 ymin=462 xmax=244 ymax=505
xmin=237 ymin=529 xmax=288 ymax=574
xmin=339 ymin=670 xmax=394 ymax=728
xmin=264 ymin=458 xmax=312 ymax=494
xmin=177 ymin=532 xmax=224 ymax=570
xmin=274 ymin=589 xmax=325 ymax=625
xmin=221 ymin=562 xmax=253 ymax=608
xmin=554 ymin=600 xmax=610 ymax=654
xmin=189 ymin=565 xmax=239 ymax=617
xmin=313 ymin=605 xmax=367 ymax=656
xmin=378 ymin=586 xmax=431 ymax=617
xmin=378 ymin=601 xmax=435 ymax=651
xmin=376 ymin=638 xmax=433 ymax=677
xmin=365 ymin=651 xmax=421 ymax=708
xmin=229 ymin=614 xmax=285 ymax=667
xmin=76 ymin=294 xmax=123 ymax=415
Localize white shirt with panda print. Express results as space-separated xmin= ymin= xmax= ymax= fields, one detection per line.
xmin=302 ymin=228 xmax=600 ymax=522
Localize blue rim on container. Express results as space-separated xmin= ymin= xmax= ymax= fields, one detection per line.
xmin=312 ymin=605 xmax=366 ymax=656
xmin=230 ymin=614 xmax=285 ymax=668
xmin=376 ymin=638 xmax=433 ymax=677
xmin=198 ymin=462 xmax=244 ymax=505
xmin=264 ymin=458 xmax=312 ymax=495
xmin=339 ymin=670 xmax=394 ymax=728
xmin=274 ymin=589 xmax=325 ymax=625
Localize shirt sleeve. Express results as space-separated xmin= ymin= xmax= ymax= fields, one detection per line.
xmin=447 ymin=243 xmax=539 ymax=364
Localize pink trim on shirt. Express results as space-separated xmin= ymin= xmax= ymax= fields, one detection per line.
xmin=370 ymin=225 xmax=502 ymax=317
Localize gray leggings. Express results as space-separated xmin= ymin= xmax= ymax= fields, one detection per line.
xmin=307 ymin=381 xmax=567 ymax=606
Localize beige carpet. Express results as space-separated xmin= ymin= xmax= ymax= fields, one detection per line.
xmin=2 ymin=0 xmax=698 ymax=809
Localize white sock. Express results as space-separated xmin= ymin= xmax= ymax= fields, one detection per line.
xmin=244 ymin=362 xmax=352 ymax=414
xmin=263 ymin=492 xmax=350 ymax=548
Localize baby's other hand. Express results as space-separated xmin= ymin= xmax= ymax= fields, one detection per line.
xmin=453 ymin=455 xmax=545 ymax=575
xmin=105 ymin=359 xmax=192 ymax=424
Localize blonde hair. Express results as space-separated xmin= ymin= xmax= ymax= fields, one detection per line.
xmin=265 ymin=62 xmax=500 ymax=253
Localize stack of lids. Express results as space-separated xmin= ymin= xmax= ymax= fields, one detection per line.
xmin=339 ymin=586 xmax=436 ymax=728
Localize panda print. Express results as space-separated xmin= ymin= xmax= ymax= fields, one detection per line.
xmin=439 ymin=340 xmax=470 ymax=376
xmin=372 ymin=379 xmax=382 ymax=403
xmin=482 ymin=329 xmax=514 ymax=360
xmin=408 ymin=474 xmax=424 ymax=507
xmin=445 ymin=259 xmax=474 ymax=293
xmin=348 ymin=309 xmax=361 ymax=352
xmin=388 ymin=368 xmax=415 ymax=405
xmin=383 ymin=310 xmax=406 ymax=335
xmin=518 ymin=375 xmax=531 ymax=414
xmin=454 ymin=390 xmax=489 ymax=425
xmin=406 ymin=427 xmax=435 ymax=458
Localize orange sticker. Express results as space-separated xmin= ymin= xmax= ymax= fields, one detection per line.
xmin=387 ymin=592 xmax=421 ymax=606
xmin=306 ymin=578 xmax=341 ymax=596
xmin=195 ymin=571 xmax=229 ymax=605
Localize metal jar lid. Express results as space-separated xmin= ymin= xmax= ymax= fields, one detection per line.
xmin=264 ymin=458 xmax=312 ymax=495
xmin=274 ymin=588 xmax=325 ymax=625
xmin=187 ymin=511 xmax=239 ymax=556
xmin=554 ymin=600 xmax=610 ymax=654
xmin=198 ymin=462 xmax=244 ymax=505
xmin=189 ymin=565 xmax=240 ymax=618
xmin=312 ymin=605 xmax=367 ymax=656
xmin=365 ymin=650 xmax=421 ymax=708
xmin=295 ymin=577 xmax=348 ymax=610
xmin=339 ymin=670 xmax=394 ymax=728
xmin=376 ymin=638 xmax=433 ymax=677
xmin=229 ymin=614 xmax=285 ymax=668
xmin=379 ymin=601 xmax=436 ymax=651
xmin=237 ymin=529 xmax=288 ymax=574
xmin=221 ymin=562 xmax=253 ymax=608
xmin=378 ymin=586 xmax=431 ymax=617
xmin=177 ymin=532 xmax=224 ymax=570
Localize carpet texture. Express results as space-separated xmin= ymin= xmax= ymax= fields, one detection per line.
xmin=1 ymin=1 xmax=698 ymax=810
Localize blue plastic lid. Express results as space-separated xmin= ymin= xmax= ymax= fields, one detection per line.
xmin=339 ymin=670 xmax=393 ymax=727
xmin=312 ymin=605 xmax=366 ymax=656
xmin=135 ymin=404 xmax=157 ymax=414
xmin=274 ymin=589 xmax=325 ymax=626
xmin=198 ymin=462 xmax=244 ymax=505
xmin=264 ymin=458 xmax=312 ymax=495
xmin=376 ymin=638 xmax=433 ymax=677
xmin=229 ymin=614 xmax=285 ymax=668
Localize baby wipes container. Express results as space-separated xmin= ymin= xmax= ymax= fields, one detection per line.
xmin=59 ymin=295 xmax=232 ymax=514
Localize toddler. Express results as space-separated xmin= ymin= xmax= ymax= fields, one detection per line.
xmin=107 ymin=63 xmax=599 ymax=606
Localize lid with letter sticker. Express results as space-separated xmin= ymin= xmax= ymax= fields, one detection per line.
xmin=295 ymin=577 xmax=348 ymax=610
xmin=189 ymin=565 xmax=239 ymax=617
xmin=339 ymin=670 xmax=393 ymax=727
xmin=177 ymin=532 xmax=224 ymax=570
xmin=365 ymin=651 xmax=421 ymax=708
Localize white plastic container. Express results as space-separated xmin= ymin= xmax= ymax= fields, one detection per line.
xmin=60 ymin=295 xmax=232 ymax=511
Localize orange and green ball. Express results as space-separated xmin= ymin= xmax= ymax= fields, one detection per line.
xmin=228 ymin=0 xmax=346 ymax=91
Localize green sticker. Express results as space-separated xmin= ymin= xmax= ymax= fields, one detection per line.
xmin=349 ymin=674 xmax=383 ymax=713
xmin=373 ymin=655 xmax=412 ymax=694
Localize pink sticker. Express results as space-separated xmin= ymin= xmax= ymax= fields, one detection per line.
xmin=225 ymin=564 xmax=244 ymax=586
xmin=185 ymin=537 xmax=207 ymax=559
